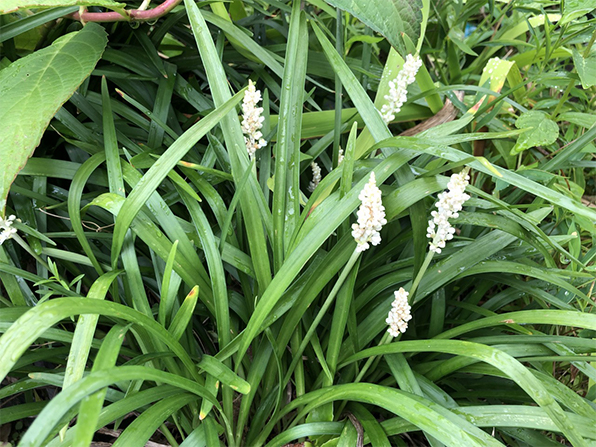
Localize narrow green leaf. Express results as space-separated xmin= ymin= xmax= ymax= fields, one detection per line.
xmin=185 ymin=0 xmax=272 ymax=293
xmin=260 ymin=383 xmax=503 ymax=447
xmin=199 ymin=374 xmax=220 ymax=421
xmin=264 ymin=423 xmax=344 ymax=447
xmin=89 ymin=192 xmax=214 ymax=312
xmin=112 ymin=394 xmax=199 ymax=447
xmin=0 ymin=7 xmax=77 ymax=43
xmin=0 ymin=298 xmax=202 ymax=384
xmin=350 ymin=403 xmax=391 ymax=447
xmin=110 ymin=89 xmax=244 ymax=269
xmin=342 ymin=340 xmax=588 ymax=446
xmin=47 ymin=387 xmax=185 ymax=447
xmin=168 ymin=285 xmax=199 ymax=341
xmin=368 ymin=136 xmax=596 ymax=222
xmin=21 ymin=366 xmax=220 ymax=447
xmin=198 ymin=355 xmax=251 ymax=395
xmin=273 ymin=1 xmax=308 ymax=270
xmin=180 ymin=425 xmax=208 ymax=447
xmin=337 ymin=418 xmax=358 ymax=447
xmin=62 ymin=271 xmax=122 ymax=395
xmin=73 ymin=324 xmax=130 ymax=447
xmin=159 ymin=240 xmax=180 ymax=327
xmin=236 ymin=152 xmax=412 ymax=366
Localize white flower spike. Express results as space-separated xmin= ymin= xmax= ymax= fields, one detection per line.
xmin=380 ymin=54 xmax=423 ymax=124
xmin=426 ymin=168 xmax=471 ymax=254
xmin=386 ymin=287 xmax=412 ymax=337
xmin=241 ymin=80 xmax=267 ymax=159
xmin=351 ymin=172 xmax=387 ymax=253
xmin=0 ymin=215 xmax=18 ymax=245
xmin=308 ymin=162 xmax=321 ymax=192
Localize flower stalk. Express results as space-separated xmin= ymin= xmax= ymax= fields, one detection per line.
xmin=351 ymin=172 xmax=387 ymax=252
xmin=386 ymin=287 xmax=412 ymax=337
xmin=0 ymin=215 xmax=17 ymax=245
xmin=380 ymin=54 xmax=423 ymax=123
xmin=308 ymin=162 xmax=321 ymax=192
xmin=241 ymin=80 xmax=267 ymax=159
xmin=426 ymin=168 xmax=471 ymax=254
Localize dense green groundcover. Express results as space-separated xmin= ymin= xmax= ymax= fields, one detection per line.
xmin=1 ymin=0 xmax=596 ymax=446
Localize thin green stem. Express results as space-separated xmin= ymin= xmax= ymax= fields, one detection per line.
xmin=354 ymin=332 xmax=392 ymax=383
xmin=281 ymin=249 xmax=361 ymax=388
xmin=410 ymin=249 xmax=434 ymax=298
xmin=583 ymin=28 xmax=596 ymax=58
xmin=550 ymin=79 xmax=574 ymax=120
xmin=334 ymin=7 xmax=343 ymax=166
xmin=160 ymin=424 xmax=179 ymax=447
xmin=12 ymin=234 xmax=49 ymax=270
xmin=336 ymin=331 xmax=393 ymax=416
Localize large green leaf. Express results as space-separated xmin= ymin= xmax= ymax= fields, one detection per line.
xmin=0 ymin=0 xmax=124 ymax=14
xmin=511 ymin=111 xmax=559 ymax=155
xmin=561 ymin=0 xmax=596 ymax=24
xmin=323 ymin=0 xmax=422 ymax=54
xmin=0 ymin=23 xmax=107 ymax=214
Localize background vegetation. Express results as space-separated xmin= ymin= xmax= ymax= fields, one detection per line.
xmin=1 ymin=0 xmax=596 ymax=446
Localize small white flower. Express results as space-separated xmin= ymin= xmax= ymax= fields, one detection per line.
xmin=241 ymin=80 xmax=267 ymax=159
xmin=0 ymin=215 xmax=18 ymax=245
xmin=380 ymin=54 xmax=423 ymax=124
xmin=351 ymin=172 xmax=387 ymax=252
xmin=308 ymin=162 xmax=321 ymax=192
xmin=386 ymin=287 xmax=412 ymax=337
xmin=337 ymin=149 xmax=344 ymax=165
xmin=427 ymin=169 xmax=471 ymax=253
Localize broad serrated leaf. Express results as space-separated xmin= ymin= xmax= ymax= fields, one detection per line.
xmin=0 ymin=0 xmax=125 ymax=14
xmin=511 ymin=111 xmax=559 ymax=155
xmin=561 ymin=0 xmax=596 ymax=24
xmin=0 ymin=23 xmax=107 ymax=215
xmin=572 ymin=48 xmax=596 ymax=89
xmin=323 ymin=0 xmax=422 ymax=54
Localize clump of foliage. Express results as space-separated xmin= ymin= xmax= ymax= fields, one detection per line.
xmin=1 ymin=0 xmax=596 ymax=446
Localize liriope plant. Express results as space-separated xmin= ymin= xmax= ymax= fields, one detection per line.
xmin=1 ymin=0 xmax=596 ymax=446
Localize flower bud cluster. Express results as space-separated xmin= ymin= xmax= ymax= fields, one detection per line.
xmin=337 ymin=149 xmax=344 ymax=165
xmin=427 ymin=169 xmax=471 ymax=254
xmin=380 ymin=54 xmax=423 ymax=124
xmin=351 ymin=172 xmax=387 ymax=253
xmin=241 ymin=80 xmax=267 ymax=159
xmin=386 ymin=287 xmax=412 ymax=337
xmin=0 ymin=215 xmax=17 ymax=245
xmin=308 ymin=162 xmax=321 ymax=192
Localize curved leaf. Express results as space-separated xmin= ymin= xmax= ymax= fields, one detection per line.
xmin=21 ymin=366 xmax=218 ymax=447
xmin=0 ymin=298 xmax=201 ymax=384
xmin=0 ymin=23 xmax=107 ymax=214
xmin=341 ymin=339 xmax=588 ymax=446
xmin=112 ymin=393 xmax=199 ymax=447
xmin=259 ymin=383 xmax=503 ymax=447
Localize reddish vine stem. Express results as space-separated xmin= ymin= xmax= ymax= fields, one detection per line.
xmin=70 ymin=0 xmax=182 ymax=22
